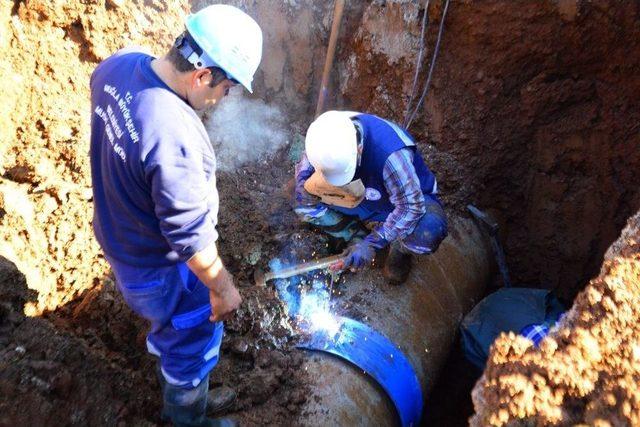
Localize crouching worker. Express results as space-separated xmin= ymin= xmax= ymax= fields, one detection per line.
xmin=89 ymin=5 xmax=262 ymax=426
xmin=294 ymin=111 xmax=448 ymax=285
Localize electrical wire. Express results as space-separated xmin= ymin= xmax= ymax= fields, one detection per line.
xmin=403 ymin=0 xmax=430 ymax=128
xmin=405 ymin=0 xmax=450 ymax=130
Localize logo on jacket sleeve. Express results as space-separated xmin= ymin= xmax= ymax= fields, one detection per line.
xmin=365 ymin=188 xmax=382 ymax=201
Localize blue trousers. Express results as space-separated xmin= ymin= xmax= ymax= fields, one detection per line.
xmin=105 ymin=256 xmax=224 ymax=390
xmin=295 ymin=195 xmax=448 ymax=254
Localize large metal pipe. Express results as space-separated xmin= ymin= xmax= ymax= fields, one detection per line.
xmin=296 ymin=216 xmax=493 ymax=425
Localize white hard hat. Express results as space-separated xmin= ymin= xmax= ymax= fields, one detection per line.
xmin=183 ymin=5 xmax=263 ymax=93
xmin=305 ymin=111 xmax=359 ymax=186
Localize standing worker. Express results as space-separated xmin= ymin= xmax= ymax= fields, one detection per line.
xmin=89 ymin=5 xmax=262 ymax=426
xmin=295 ymin=111 xmax=448 ymax=285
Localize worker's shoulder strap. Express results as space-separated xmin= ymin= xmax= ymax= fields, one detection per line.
xmin=354 ymin=113 xmax=416 ymax=149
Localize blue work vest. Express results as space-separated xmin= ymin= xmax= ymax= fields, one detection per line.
xmin=332 ymin=114 xmax=437 ymax=222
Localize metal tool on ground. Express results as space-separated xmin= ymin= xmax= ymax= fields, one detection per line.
xmin=467 ymin=204 xmax=511 ymax=287
xmin=254 ymin=254 xmax=345 ymax=287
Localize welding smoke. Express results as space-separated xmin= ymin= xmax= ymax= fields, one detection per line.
xmin=205 ymin=90 xmax=289 ymax=171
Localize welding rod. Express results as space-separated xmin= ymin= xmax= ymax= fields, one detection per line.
xmin=255 ymin=254 xmax=345 ymax=287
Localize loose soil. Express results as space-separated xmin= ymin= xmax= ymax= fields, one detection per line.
xmin=471 ymin=211 xmax=640 ymax=426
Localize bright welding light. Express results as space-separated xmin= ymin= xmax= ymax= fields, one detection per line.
xmin=296 ymin=278 xmax=343 ymax=337
xmin=271 ymin=265 xmax=342 ymax=337
xmin=309 ymin=309 xmax=342 ymax=337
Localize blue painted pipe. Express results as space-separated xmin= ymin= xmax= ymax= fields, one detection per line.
xmin=298 ymin=317 xmax=423 ymax=426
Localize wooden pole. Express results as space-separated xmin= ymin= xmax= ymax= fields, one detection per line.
xmin=314 ymin=0 xmax=346 ymax=118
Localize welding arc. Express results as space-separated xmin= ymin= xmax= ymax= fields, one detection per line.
xmin=405 ymin=0 xmax=451 ymax=130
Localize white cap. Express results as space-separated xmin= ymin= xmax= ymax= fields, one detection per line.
xmin=183 ymin=5 xmax=263 ymax=93
xmin=305 ymin=111 xmax=359 ymax=186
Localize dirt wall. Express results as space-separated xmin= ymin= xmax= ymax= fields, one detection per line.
xmin=0 ymin=0 xmax=189 ymax=313
xmin=332 ymin=0 xmax=640 ymax=300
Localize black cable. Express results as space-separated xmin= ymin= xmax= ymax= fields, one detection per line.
xmin=404 ymin=0 xmax=430 ymax=128
xmin=405 ymin=0 xmax=450 ymax=130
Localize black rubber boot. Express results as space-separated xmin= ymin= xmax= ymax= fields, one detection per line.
xmin=383 ymin=242 xmax=412 ymax=285
xmin=207 ymin=386 xmax=236 ymax=415
xmin=158 ymin=369 xmax=238 ymax=427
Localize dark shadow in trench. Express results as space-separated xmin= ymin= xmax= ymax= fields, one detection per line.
xmin=0 ymin=254 xmax=164 ymax=425
xmin=422 ymin=336 xmax=482 ymax=427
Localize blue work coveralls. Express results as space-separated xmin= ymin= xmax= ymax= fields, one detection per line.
xmin=89 ymin=48 xmax=224 ymax=401
xmin=296 ymin=113 xmax=448 ymax=254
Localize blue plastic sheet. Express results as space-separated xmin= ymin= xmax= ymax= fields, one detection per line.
xmin=298 ymin=316 xmax=423 ymax=426
xmin=460 ymin=287 xmax=565 ymax=369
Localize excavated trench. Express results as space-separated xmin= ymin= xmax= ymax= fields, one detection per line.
xmin=1 ymin=0 xmax=639 ymax=425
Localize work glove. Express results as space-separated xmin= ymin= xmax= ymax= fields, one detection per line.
xmin=342 ymin=239 xmax=376 ymax=271
xmin=295 ymin=181 xmax=320 ymax=207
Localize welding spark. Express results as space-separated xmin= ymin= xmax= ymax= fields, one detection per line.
xmin=270 ymin=258 xmax=343 ymax=339
xmin=298 ymin=279 xmax=343 ymax=338
xmin=308 ymin=309 xmax=342 ymax=337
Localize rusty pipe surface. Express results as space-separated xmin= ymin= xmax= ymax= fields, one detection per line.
xmin=296 ymin=216 xmax=493 ymax=425
xmin=314 ymin=0 xmax=346 ymax=118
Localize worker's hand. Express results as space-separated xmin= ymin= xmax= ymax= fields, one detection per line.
xmin=295 ymin=181 xmax=320 ymax=207
xmin=186 ymin=243 xmax=242 ymax=322
xmin=342 ymin=240 xmax=376 ymax=272
xmin=208 ymin=267 xmax=242 ymax=322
